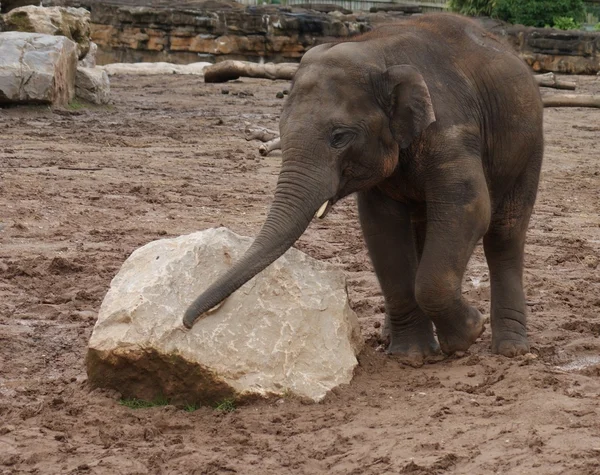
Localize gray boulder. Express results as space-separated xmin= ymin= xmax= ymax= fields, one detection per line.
xmin=2 ymin=5 xmax=90 ymax=58
xmin=87 ymin=227 xmax=363 ymax=405
xmin=0 ymin=31 xmax=77 ymax=106
xmin=76 ymin=66 xmax=109 ymax=104
xmin=79 ymin=41 xmax=96 ymax=68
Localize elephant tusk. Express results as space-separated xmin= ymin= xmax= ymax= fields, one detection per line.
xmin=315 ymin=200 xmax=330 ymax=219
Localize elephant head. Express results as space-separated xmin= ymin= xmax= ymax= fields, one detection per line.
xmin=183 ymin=42 xmax=436 ymax=328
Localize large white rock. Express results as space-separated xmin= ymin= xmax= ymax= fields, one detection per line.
xmin=87 ymin=228 xmax=363 ymax=405
xmin=0 ymin=32 xmax=77 ymax=106
xmin=76 ymin=66 xmax=109 ymax=104
xmin=2 ymin=6 xmax=91 ymax=58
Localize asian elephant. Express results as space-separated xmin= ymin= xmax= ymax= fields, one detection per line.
xmin=183 ymin=13 xmax=544 ymax=361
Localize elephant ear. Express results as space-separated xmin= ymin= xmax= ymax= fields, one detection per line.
xmin=384 ymin=65 xmax=436 ymax=149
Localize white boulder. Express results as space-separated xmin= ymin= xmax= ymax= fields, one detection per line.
xmin=87 ymin=228 xmax=363 ymax=405
xmin=76 ymin=66 xmax=109 ymax=104
xmin=2 ymin=5 xmax=91 ymax=58
xmin=0 ymin=31 xmax=77 ymax=106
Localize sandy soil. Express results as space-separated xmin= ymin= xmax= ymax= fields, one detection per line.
xmin=1 ymin=74 xmax=599 ymax=475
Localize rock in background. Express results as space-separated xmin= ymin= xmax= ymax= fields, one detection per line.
xmin=2 ymin=5 xmax=91 ymax=58
xmin=0 ymin=5 xmax=108 ymax=106
xmin=76 ymin=65 xmax=109 ymax=104
xmin=0 ymin=31 xmax=78 ymax=106
xmin=87 ymin=228 xmax=363 ymax=405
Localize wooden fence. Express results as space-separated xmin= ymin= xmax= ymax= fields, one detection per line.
xmin=584 ymin=1 xmax=600 ymax=25
xmin=238 ymin=0 xmax=449 ymax=13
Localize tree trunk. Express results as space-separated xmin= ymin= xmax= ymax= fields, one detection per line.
xmin=204 ymin=61 xmax=299 ymax=83
xmin=543 ymin=95 xmax=600 ymax=108
xmin=534 ymin=73 xmax=577 ymax=90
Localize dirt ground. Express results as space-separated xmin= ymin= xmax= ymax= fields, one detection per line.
xmin=1 ymin=73 xmax=599 ymax=475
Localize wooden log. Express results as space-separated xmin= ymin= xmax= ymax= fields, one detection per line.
xmin=204 ymin=61 xmax=299 ymax=83
xmin=259 ymin=137 xmax=281 ymax=156
xmin=244 ymin=122 xmax=278 ymax=142
xmin=534 ymin=73 xmax=577 ymax=90
xmin=543 ymin=94 xmax=600 ymax=108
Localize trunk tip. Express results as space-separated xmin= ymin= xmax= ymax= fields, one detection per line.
xmin=182 ymin=307 xmax=199 ymax=329
xmin=183 ymin=297 xmax=228 ymax=329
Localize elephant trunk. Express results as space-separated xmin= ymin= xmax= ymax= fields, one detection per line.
xmin=183 ymin=161 xmax=335 ymax=328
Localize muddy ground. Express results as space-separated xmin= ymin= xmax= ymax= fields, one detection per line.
xmin=1 ymin=74 xmax=599 ymax=474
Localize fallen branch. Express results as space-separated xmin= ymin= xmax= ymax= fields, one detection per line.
xmin=244 ymin=122 xmax=278 ymax=142
xmin=204 ymin=61 xmax=299 ymax=83
xmin=543 ymin=94 xmax=600 ymax=108
xmin=534 ymin=73 xmax=576 ymax=90
xmin=58 ymin=166 xmax=103 ymax=171
xmin=259 ymin=137 xmax=281 ymax=156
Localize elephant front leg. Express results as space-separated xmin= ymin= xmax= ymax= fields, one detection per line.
xmin=416 ymin=161 xmax=491 ymax=355
xmin=358 ymin=190 xmax=440 ymax=363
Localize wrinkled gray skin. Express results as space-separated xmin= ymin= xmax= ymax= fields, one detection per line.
xmin=184 ymin=14 xmax=544 ymax=362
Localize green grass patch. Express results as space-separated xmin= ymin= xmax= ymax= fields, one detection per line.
xmin=214 ymin=398 xmax=236 ymax=413
xmin=6 ymin=12 xmax=33 ymax=32
xmin=184 ymin=403 xmax=199 ymax=412
xmin=67 ymin=99 xmax=86 ymax=111
xmin=119 ymin=396 xmax=170 ymax=409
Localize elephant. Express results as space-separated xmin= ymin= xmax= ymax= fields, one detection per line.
xmin=183 ymin=13 xmax=544 ymax=362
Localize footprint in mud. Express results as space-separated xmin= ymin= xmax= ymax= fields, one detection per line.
xmin=48 ymin=257 xmax=84 ymax=274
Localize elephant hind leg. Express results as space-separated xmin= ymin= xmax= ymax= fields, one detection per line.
xmin=484 ymin=153 xmax=542 ymax=357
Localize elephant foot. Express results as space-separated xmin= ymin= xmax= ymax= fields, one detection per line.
xmin=491 ymin=310 xmax=529 ymax=356
xmin=435 ymin=306 xmax=485 ymax=355
xmin=385 ymin=309 xmax=441 ymax=365
xmin=492 ymin=331 xmax=529 ymax=357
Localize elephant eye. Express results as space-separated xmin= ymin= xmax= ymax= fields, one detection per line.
xmin=330 ymin=129 xmax=355 ymax=149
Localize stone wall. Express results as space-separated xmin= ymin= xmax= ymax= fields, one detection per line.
xmin=15 ymin=0 xmax=600 ymax=73
xmin=508 ymin=26 xmax=600 ymax=74
xmin=482 ymin=18 xmax=600 ymax=74
xmin=46 ymin=0 xmax=384 ymax=64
